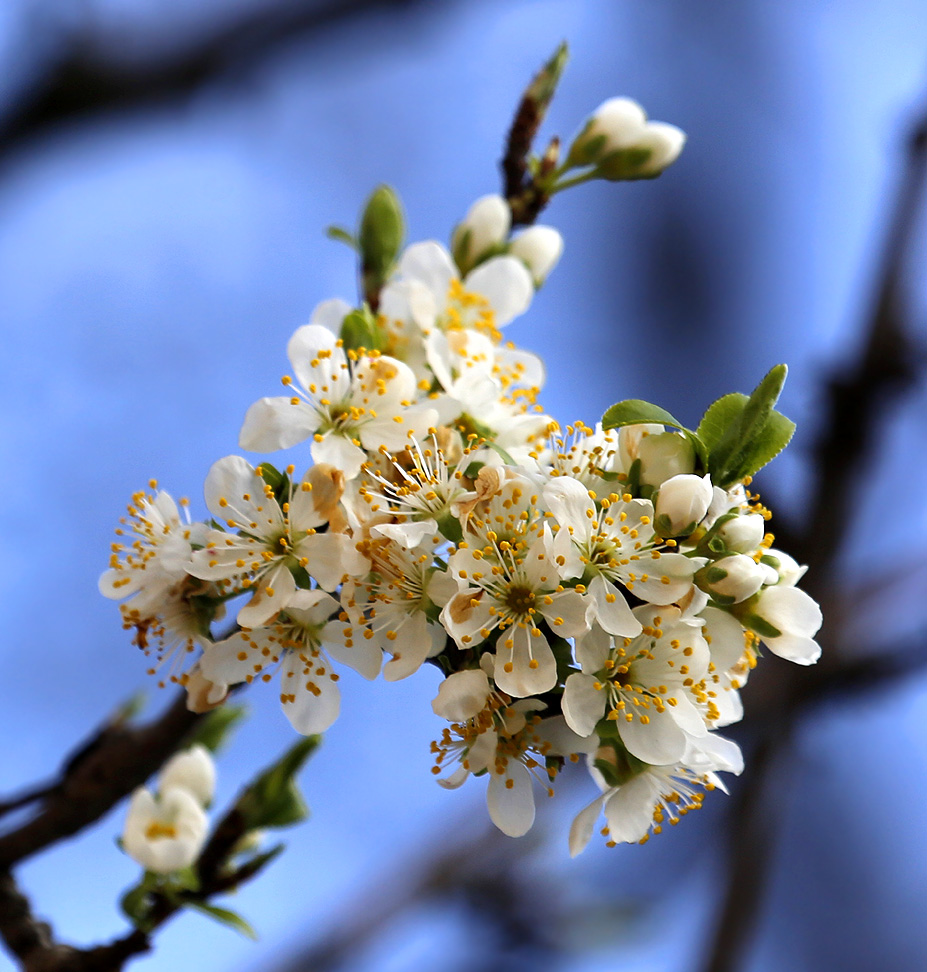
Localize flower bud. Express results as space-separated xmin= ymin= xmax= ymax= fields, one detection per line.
xmin=637 ymin=431 xmax=695 ymax=486
xmin=654 ymin=474 xmax=713 ymax=536
xmin=696 ymin=554 xmax=768 ymax=604
xmin=716 ymin=513 xmax=766 ymax=554
xmin=452 ymin=194 xmax=511 ymax=273
xmin=634 ymin=122 xmax=686 ymax=176
xmin=569 ymin=98 xmax=647 ymax=166
xmin=509 ymin=226 xmax=563 ymax=286
xmin=158 ymin=744 xmax=216 ymax=807
xmin=746 ymin=585 xmax=822 ymax=665
xmin=762 ymin=548 xmax=807 ymax=587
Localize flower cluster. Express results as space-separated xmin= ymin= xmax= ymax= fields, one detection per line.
xmin=101 ymin=94 xmax=821 ymax=853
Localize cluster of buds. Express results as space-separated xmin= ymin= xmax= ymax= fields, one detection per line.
xmin=101 ymin=90 xmax=821 ymax=854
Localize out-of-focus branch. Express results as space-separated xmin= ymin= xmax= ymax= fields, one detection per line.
xmin=0 ymin=0 xmax=426 ymax=166
xmin=502 ymin=43 xmax=568 ymax=227
xmin=0 ymin=693 xmax=201 ymax=870
xmin=700 ymin=107 xmax=927 ymax=972
xmin=272 ymin=818 xmax=560 ymax=972
xmin=0 ymin=777 xmax=279 ymax=972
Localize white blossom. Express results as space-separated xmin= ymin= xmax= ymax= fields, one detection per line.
xmin=123 ymin=786 xmax=208 ymax=875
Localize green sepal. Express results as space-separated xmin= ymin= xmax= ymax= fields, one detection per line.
xmin=595 ymin=146 xmax=654 ymax=181
xmin=436 ymin=511 xmax=463 ymax=544
xmin=739 ymin=612 xmax=782 ymax=640
xmin=120 ymin=877 xmax=157 ymax=930
xmin=182 ymin=901 xmax=258 ymax=941
xmin=257 ymin=462 xmax=285 ymax=491
xmin=185 ymin=704 xmax=247 ymax=754
xmin=236 ymin=736 xmax=321 ymax=831
xmin=601 ymin=399 xmax=683 ymax=431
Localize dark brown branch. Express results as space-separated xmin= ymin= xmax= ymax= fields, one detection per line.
xmin=501 ymin=43 xmax=568 ymax=227
xmin=0 ymin=0 xmax=425 ymax=165
xmin=0 ymin=693 xmax=202 ymax=870
xmin=700 ymin=106 xmax=927 ymax=972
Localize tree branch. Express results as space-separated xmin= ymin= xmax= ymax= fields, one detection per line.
xmin=0 ymin=0 xmax=426 ymax=166
xmin=700 ymin=105 xmax=927 ymax=972
xmin=0 ymin=693 xmax=202 ymax=870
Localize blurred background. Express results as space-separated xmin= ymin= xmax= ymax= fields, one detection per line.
xmin=1 ymin=1 xmax=926 ymax=970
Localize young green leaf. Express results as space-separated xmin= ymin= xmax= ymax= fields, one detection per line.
xmin=236 ymin=736 xmax=321 ymax=831
xmin=183 ymin=901 xmax=258 ymax=940
xmin=186 ymin=704 xmax=247 ymax=754
xmin=601 ymin=399 xmax=683 ymax=431
xmin=325 ymin=225 xmax=358 ymax=250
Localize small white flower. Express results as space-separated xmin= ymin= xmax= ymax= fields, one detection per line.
xmin=577 ymin=97 xmax=648 ymax=156
xmin=200 ymin=588 xmax=377 ymax=735
xmin=563 ymin=606 xmax=711 ymax=764
xmin=188 ymin=456 xmax=367 ymax=627
xmin=123 ymin=786 xmax=208 ymax=875
xmin=158 ymin=745 xmax=216 ymax=807
xmin=239 ymin=313 xmax=437 ymax=479
xmin=443 ymin=479 xmax=588 ymax=697
xmin=544 ymin=476 xmax=700 ymax=636
xmin=568 ymin=733 xmax=743 ymax=855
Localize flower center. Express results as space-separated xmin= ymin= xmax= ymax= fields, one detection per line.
xmin=505 ymin=585 xmax=536 ymax=615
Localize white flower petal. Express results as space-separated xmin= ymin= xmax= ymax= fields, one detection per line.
xmin=487 ymin=761 xmax=536 ymax=837
xmin=463 ymin=256 xmax=533 ymax=326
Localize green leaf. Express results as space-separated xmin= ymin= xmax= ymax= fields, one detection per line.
xmin=325 ymin=225 xmax=357 ymax=250
xmin=183 ymin=901 xmax=258 ymax=940
xmin=695 ymin=393 xmax=748 ymax=456
xmin=722 ymin=410 xmax=795 ymax=486
xmin=186 ymin=704 xmax=247 ymax=754
xmin=696 ymin=366 xmax=795 ymax=487
xmin=601 ymin=399 xmax=684 ymax=431
xmin=257 ymin=462 xmax=285 ymax=491
xmin=236 ymin=736 xmax=321 ymax=831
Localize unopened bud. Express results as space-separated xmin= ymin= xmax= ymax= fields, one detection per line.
xmin=654 ymin=474 xmax=713 ymax=536
xmin=158 ymin=744 xmax=216 ymax=807
xmin=634 ymin=122 xmax=686 ymax=176
xmin=452 ymin=194 xmax=511 ymax=273
xmin=716 ymin=513 xmax=766 ymax=554
xmin=635 ymin=431 xmax=695 ymax=486
xmin=568 ymin=97 xmax=647 ymax=167
xmin=509 ymin=225 xmax=563 ymax=285
xmin=697 ymin=554 xmax=770 ymax=605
